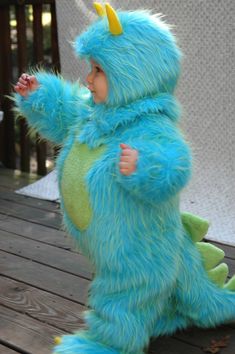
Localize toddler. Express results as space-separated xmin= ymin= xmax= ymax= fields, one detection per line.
xmin=14 ymin=3 xmax=235 ymax=354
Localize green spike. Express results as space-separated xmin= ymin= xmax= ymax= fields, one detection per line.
xmin=207 ymin=263 xmax=228 ymax=287
xmin=196 ymin=242 xmax=225 ymax=270
xmin=181 ymin=212 xmax=210 ymax=243
xmin=224 ymin=275 xmax=235 ymax=291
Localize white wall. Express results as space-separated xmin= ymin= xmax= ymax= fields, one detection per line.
xmin=55 ymin=0 xmax=235 ymax=244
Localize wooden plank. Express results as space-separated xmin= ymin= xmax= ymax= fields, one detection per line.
xmin=225 ymin=258 xmax=235 ymax=278
xmin=0 ymin=185 xmax=60 ymax=214
xmin=174 ymin=325 xmax=235 ymax=354
xmin=0 ymin=6 xmax=15 ymax=169
xmin=0 ymin=250 xmax=89 ymax=304
xmin=0 ymin=168 xmax=39 ymax=189
xmin=0 ymin=214 xmax=72 ymax=250
xmin=0 ymin=344 xmax=21 ymax=354
xmin=0 ymin=304 xmax=63 ymax=354
xmin=1 ymin=276 xmax=234 ymax=354
xmin=0 ymin=168 xmax=38 ymax=179
xmin=0 ymin=208 xmax=234 ymax=277
xmin=33 ymin=3 xmax=47 ymax=176
xmin=15 ymin=5 xmax=27 ymax=74
xmin=50 ymin=1 xmax=61 ymax=72
xmin=0 ymin=199 xmax=61 ymax=229
xmin=149 ymin=336 xmax=203 ymax=354
xmin=0 ymin=10 xmax=5 ymax=164
xmin=0 ymin=229 xmax=92 ymax=279
xmin=0 ymin=277 xmax=85 ymax=332
xmin=16 ymin=3 xmax=30 ymax=173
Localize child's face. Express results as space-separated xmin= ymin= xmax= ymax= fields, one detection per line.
xmin=86 ymin=60 xmax=108 ymax=104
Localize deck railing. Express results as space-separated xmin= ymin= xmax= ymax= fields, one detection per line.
xmin=0 ymin=0 xmax=60 ymax=175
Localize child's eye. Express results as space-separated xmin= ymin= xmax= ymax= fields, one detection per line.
xmin=95 ymin=66 xmax=102 ymax=73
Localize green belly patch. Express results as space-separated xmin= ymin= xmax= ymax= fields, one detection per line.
xmin=61 ymin=142 xmax=106 ymax=230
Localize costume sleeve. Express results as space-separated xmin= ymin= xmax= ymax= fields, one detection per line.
xmin=116 ymin=123 xmax=192 ymax=205
xmin=14 ymin=72 xmax=89 ymax=144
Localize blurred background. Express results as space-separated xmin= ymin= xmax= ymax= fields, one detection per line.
xmin=0 ymin=0 xmax=60 ymax=176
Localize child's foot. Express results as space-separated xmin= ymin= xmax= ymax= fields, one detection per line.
xmin=53 ymin=331 xmax=120 ymax=354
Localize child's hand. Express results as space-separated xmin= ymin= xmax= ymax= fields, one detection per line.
xmin=14 ymin=73 xmax=39 ymax=97
xmin=119 ymin=143 xmax=138 ymax=176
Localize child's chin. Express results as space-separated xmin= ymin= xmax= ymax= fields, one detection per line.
xmin=93 ymin=96 xmax=106 ymax=104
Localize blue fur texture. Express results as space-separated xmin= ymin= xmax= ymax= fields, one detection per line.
xmin=14 ymin=7 xmax=235 ymax=354
xmin=75 ymin=10 xmax=181 ymax=106
xmin=14 ymin=72 xmax=91 ymax=144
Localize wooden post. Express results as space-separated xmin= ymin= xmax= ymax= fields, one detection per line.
xmin=0 ymin=0 xmax=59 ymax=175
xmin=16 ymin=3 xmax=31 ymax=172
xmin=0 ymin=4 xmax=16 ymax=169
xmin=33 ymin=2 xmax=47 ymax=176
xmin=51 ymin=1 xmax=61 ymax=73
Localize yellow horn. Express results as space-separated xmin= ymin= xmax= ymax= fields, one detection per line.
xmin=105 ymin=3 xmax=123 ymax=35
xmin=93 ymin=2 xmax=105 ymax=17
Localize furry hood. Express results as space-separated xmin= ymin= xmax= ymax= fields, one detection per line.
xmin=74 ymin=8 xmax=182 ymax=107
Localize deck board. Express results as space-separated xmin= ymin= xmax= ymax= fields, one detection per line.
xmin=0 ymin=304 xmax=63 ymax=354
xmin=0 ymin=250 xmax=89 ymax=304
xmin=149 ymin=336 xmax=204 ymax=354
xmin=0 ymin=199 xmax=61 ymax=229
xmin=174 ymin=326 xmax=235 ymax=354
xmin=0 ymin=185 xmax=60 ymax=214
xmin=0 ymin=168 xmax=235 ymax=354
xmin=0 ymin=169 xmax=39 ymax=189
xmin=0 ymin=277 xmax=85 ymax=332
xmin=0 ymin=229 xmax=92 ymax=279
xmin=0 ymin=344 xmax=22 ymax=354
xmin=0 ymin=214 xmax=72 ymax=250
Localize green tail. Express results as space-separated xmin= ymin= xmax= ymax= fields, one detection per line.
xmin=181 ymin=212 xmax=235 ymax=291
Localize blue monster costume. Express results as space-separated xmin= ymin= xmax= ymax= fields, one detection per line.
xmin=14 ymin=3 xmax=235 ymax=354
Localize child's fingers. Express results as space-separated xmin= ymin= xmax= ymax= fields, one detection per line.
xmin=14 ymin=83 xmax=28 ymax=97
xmin=28 ymin=76 xmax=37 ymax=85
xmin=120 ymin=169 xmax=129 ymax=176
xmin=120 ymin=156 xmax=132 ymax=162
xmin=22 ymin=73 xmax=30 ymax=81
xmin=15 ymin=74 xmax=38 ymax=96
xmin=119 ymin=144 xmax=138 ymax=176
xmin=14 ymin=89 xmax=27 ymax=97
xmin=119 ymin=161 xmax=129 ymax=168
xmin=20 ymin=74 xmax=37 ymax=87
xmin=121 ymin=150 xmax=138 ymax=160
xmin=120 ymin=143 xmax=131 ymax=150
xmin=28 ymin=76 xmax=39 ymax=90
xmin=120 ymin=167 xmax=135 ymax=176
xmin=121 ymin=149 xmax=133 ymax=156
xmin=120 ymin=153 xmax=138 ymax=162
xmin=119 ymin=165 xmax=130 ymax=174
xmin=14 ymin=85 xmax=21 ymax=93
xmin=17 ymin=82 xmax=28 ymax=90
xmin=19 ymin=77 xmax=29 ymax=86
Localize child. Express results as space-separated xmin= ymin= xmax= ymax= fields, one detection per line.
xmin=14 ymin=3 xmax=235 ymax=354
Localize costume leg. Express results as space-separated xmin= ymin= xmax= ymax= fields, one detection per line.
xmin=151 ymin=295 xmax=191 ymax=337
xmin=176 ymin=236 xmax=235 ymax=328
xmin=53 ymin=275 xmax=171 ymax=354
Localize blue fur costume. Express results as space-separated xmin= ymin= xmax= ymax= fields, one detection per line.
xmin=14 ymin=4 xmax=235 ymax=354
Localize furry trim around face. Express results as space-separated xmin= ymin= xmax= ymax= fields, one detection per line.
xmin=74 ymin=9 xmax=181 ymax=107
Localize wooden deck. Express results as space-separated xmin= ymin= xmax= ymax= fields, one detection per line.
xmin=0 ymin=167 xmax=235 ymax=354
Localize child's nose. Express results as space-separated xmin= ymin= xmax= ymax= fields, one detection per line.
xmin=86 ymin=72 xmax=93 ymax=84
